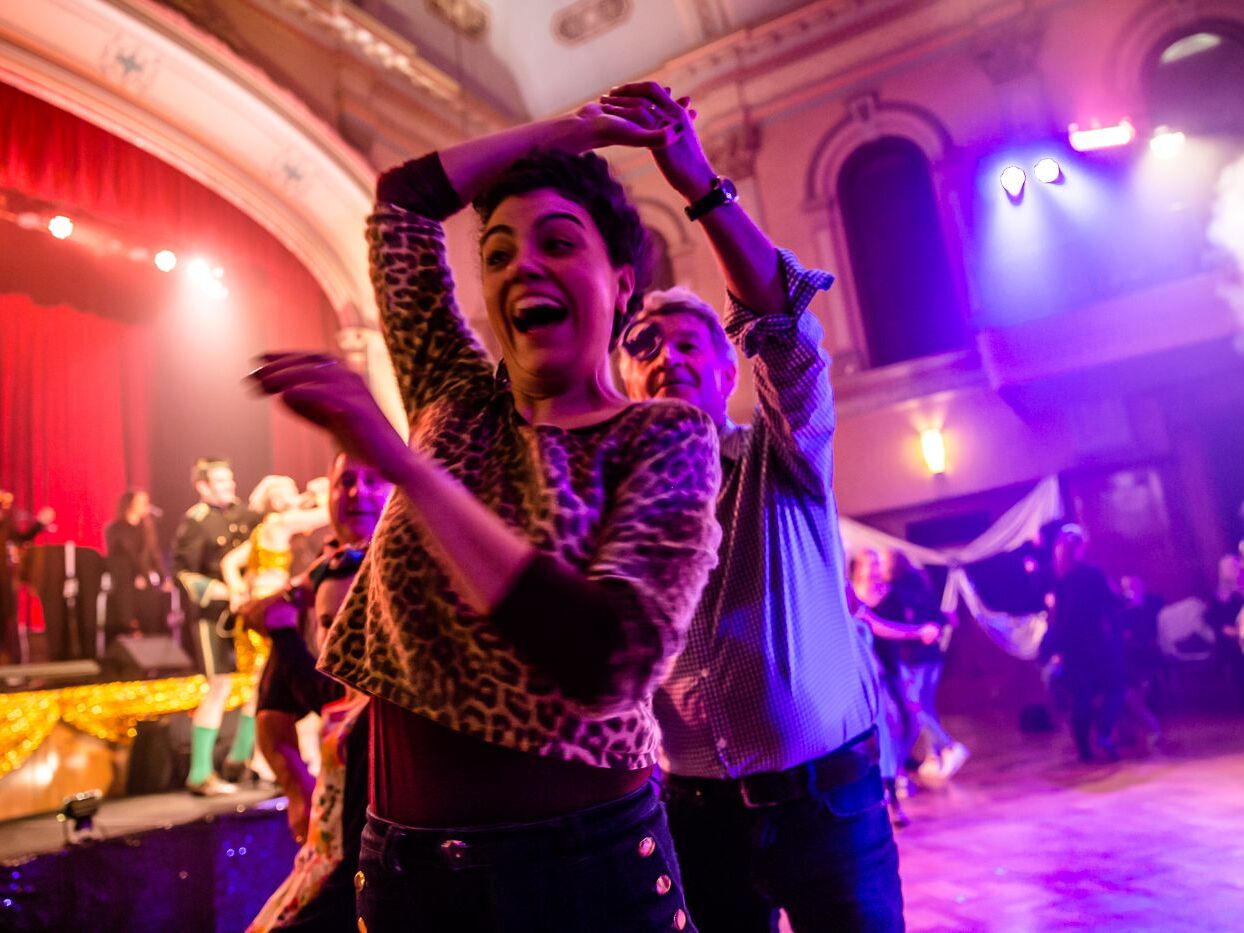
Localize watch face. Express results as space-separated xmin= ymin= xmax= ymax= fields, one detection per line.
xmin=718 ymin=177 xmax=738 ymax=201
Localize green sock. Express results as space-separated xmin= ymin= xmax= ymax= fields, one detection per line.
xmin=226 ymin=714 xmax=256 ymax=765
xmin=189 ymin=725 xmax=218 ymax=785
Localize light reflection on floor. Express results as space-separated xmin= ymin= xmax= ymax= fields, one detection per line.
xmin=890 ymin=712 xmax=1244 ymax=933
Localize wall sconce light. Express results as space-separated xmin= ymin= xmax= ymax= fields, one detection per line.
xmin=920 ymin=428 xmax=947 ymax=475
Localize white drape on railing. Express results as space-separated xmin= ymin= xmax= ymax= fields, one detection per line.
xmin=839 ymin=477 xmax=1064 ymax=659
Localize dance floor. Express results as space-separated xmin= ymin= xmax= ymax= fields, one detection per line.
xmin=888 ymin=712 xmax=1244 ymax=933
xmin=3 ymin=712 xmax=1241 ymax=931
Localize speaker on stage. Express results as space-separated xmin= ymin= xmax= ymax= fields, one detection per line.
xmin=104 ymin=635 xmax=193 ymax=680
xmin=21 ymin=544 xmax=104 ymax=662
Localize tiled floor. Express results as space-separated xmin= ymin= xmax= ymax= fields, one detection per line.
xmin=889 ymin=712 xmax=1244 ymax=933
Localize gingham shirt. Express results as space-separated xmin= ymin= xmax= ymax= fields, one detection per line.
xmin=652 ymin=249 xmax=881 ymax=779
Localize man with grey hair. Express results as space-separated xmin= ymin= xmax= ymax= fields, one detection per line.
xmin=614 ymin=82 xmax=901 ymax=931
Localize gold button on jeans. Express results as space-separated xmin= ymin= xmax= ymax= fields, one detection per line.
xmin=354 ymin=870 xmax=366 ymax=893
xmin=637 ymin=836 xmax=657 ymax=858
xmin=655 ymin=874 xmax=673 ymax=895
xmin=672 ymin=908 xmax=688 ymax=930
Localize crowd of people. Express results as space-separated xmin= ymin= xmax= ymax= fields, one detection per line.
xmin=4 ymin=79 xmax=1244 ymax=932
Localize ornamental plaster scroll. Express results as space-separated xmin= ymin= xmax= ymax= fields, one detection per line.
xmin=552 ymin=0 xmax=633 ymax=46
xmin=803 ymin=93 xmax=953 ymax=207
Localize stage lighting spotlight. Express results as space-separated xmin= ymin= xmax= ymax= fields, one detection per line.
xmin=1000 ymin=166 xmax=1026 ymax=199
xmin=154 ymin=249 xmax=178 ymax=272
xmin=1034 ymin=158 xmax=1062 ymax=183
xmin=48 ymin=215 xmax=74 ymax=239
xmin=187 ymin=258 xmax=211 ymax=282
xmin=1068 ymin=119 xmax=1135 ymax=152
xmin=1149 ymin=127 xmax=1186 ymax=160
xmin=920 ymin=428 xmax=947 ymax=475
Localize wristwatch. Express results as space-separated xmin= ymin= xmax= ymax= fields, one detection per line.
xmin=684 ymin=176 xmax=738 ymax=222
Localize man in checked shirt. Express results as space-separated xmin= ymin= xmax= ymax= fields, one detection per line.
xmin=617 ymin=82 xmax=902 ymax=931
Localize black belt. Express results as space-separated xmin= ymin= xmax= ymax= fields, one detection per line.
xmin=665 ymin=728 xmax=877 ymax=809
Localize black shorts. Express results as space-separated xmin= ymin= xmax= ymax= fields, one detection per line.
xmin=187 ymin=601 xmax=238 ymax=677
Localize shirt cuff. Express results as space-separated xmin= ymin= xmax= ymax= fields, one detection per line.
xmin=376 ymin=152 xmax=464 ymax=221
xmin=723 ymin=249 xmax=834 ymax=359
xmin=491 ymin=553 xmax=639 ymax=705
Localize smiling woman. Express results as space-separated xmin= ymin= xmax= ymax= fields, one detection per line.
xmin=248 ymin=104 xmax=722 ymax=931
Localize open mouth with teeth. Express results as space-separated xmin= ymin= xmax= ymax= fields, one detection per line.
xmin=512 ymin=298 xmax=569 ymax=334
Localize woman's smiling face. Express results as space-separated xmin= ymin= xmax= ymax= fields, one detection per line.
xmin=480 ymin=189 xmax=633 ymax=393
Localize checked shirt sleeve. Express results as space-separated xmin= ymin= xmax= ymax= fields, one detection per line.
xmin=723 ymin=249 xmax=836 ymax=499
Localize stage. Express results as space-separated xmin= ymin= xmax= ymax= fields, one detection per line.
xmin=0 ymin=787 xmax=296 ymax=932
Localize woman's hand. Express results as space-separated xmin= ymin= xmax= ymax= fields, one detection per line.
xmin=248 ymin=353 xmax=416 ymax=486
xmin=599 ymin=83 xmax=715 ymax=200
xmin=567 ymin=98 xmax=685 ymax=153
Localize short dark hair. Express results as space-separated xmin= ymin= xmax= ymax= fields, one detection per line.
xmin=191 ymin=457 xmax=231 ymax=485
xmin=472 ymin=149 xmax=651 ymax=326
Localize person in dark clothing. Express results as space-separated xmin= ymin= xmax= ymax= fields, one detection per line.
xmin=881 ymin=552 xmax=968 ymax=784
xmin=1040 ymin=526 xmax=1125 ymax=762
xmin=104 ymin=490 xmax=166 ymax=641
xmin=246 ymin=450 xmax=391 ymax=932
xmin=0 ymin=492 xmax=54 ymax=664
xmin=1207 ymin=553 xmax=1244 ymax=709
xmin=172 ymin=456 xmax=261 ymax=796
xmin=1118 ymin=574 xmax=1164 ymax=743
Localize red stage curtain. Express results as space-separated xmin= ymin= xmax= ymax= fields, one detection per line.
xmin=0 ymin=296 xmax=151 ymax=549
xmin=0 ymin=81 xmax=333 ymax=547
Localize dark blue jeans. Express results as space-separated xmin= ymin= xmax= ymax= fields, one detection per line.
xmin=664 ymin=760 xmax=904 ymax=932
xmin=356 ymin=781 xmax=695 ymax=932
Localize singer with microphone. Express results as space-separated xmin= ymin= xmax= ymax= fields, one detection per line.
xmin=103 ymin=489 xmax=168 ymax=642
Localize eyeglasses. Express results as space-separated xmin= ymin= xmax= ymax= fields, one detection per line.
xmin=619 ymin=319 xmax=664 ymax=362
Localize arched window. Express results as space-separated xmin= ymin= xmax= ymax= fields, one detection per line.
xmin=645 ymin=226 xmax=676 ymax=292
xmin=1144 ymin=25 xmax=1244 ymax=136
xmin=837 ymin=136 xmax=966 ymax=367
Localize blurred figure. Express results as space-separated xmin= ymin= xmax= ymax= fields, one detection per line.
xmin=1040 ymin=526 xmax=1125 ymax=762
xmin=103 ymin=490 xmax=166 ymax=641
xmin=1118 ymin=574 xmax=1164 ymax=746
xmin=172 ymin=457 xmax=259 ymax=796
xmin=218 ymin=475 xmax=329 ymax=782
xmin=0 ymin=491 xmax=54 ymax=664
xmin=881 ymin=551 xmax=968 ymax=785
xmin=850 ymin=548 xmax=939 ymax=828
xmin=246 ymin=451 xmax=391 ymax=932
xmin=1207 ymin=553 xmax=1244 ymax=709
xmin=221 ymin=476 xmax=329 ymax=606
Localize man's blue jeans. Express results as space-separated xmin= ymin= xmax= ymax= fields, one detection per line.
xmin=356 ymin=781 xmax=695 ymax=932
xmin=663 ymin=757 xmax=904 ymax=932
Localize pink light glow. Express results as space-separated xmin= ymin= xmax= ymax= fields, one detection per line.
xmin=1068 ymin=120 xmax=1135 ymax=152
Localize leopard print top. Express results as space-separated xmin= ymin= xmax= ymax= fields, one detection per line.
xmin=318 ymin=199 xmax=721 ymax=770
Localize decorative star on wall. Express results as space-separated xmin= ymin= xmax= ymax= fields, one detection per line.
xmin=115 ymin=51 xmax=144 ymax=76
xmin=99 ymin=36 xmax=159 ymax=91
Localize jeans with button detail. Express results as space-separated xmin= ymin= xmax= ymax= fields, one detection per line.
xmin=664 ymin=761 xmax=904 ymax=932
xmin=356 ymin=780 xmax=695 ymax=932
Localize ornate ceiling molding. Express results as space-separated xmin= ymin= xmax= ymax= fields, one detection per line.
xmin=552 ymin=0 xmax=632 ymax=46
xmin=0 ymin=0 xmax=377 ymax=329
xmin=425 ymin=0 xmax=490 ymax=40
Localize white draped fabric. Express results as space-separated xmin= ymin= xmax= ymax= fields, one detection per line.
xmin=840 ymin=477 xmax=1064 ymax=659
